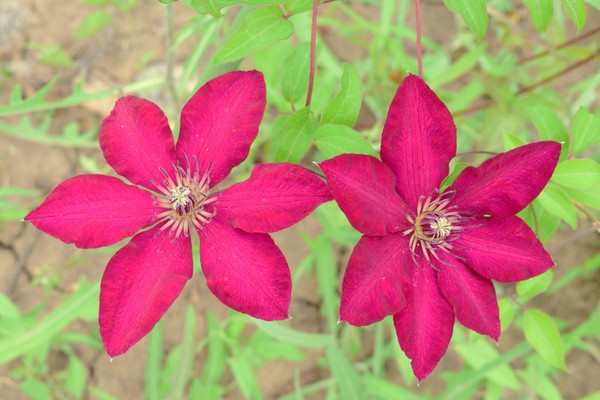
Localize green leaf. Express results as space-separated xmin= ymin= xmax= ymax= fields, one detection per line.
xmin=191 ymin=0 xmax=222 ymax=17
xmin=522 ymin=0 xmax=554 ymax=32
xmin=523 ymin=309 xmax=566 ymax=370
xmin=443 ymin=0 xmax=488 ymax=40
xmin=315 ymin=124 xmax=377 ymax=158
xmin=281 ymin=42 xmax=311 ymax=103
xmin=285 ymin=0 xmax=321 ymax=14
xmin=327 ymin=345 xmax=366 ymax=400
xmin=440 ymin=162 xmax=469 ymax=189
xmin=527 ymin=104 xmax=569 ymax=146
xmin=561 ymin=185 xmax=600 ymax=209
xmin=362 ymin=375 xmax=424 ymax=400
xmin=0 ymin=279 xmax=99 ymax=363
xmin=517 ymin=365 xmax=562 ymax=400
xmin=552 ymin=159 xmax=600 ymax=188
xmin=250 ymin=332 xmax=305 ymax=362
xmin=145 ymin=323 xmax=163 ymax=400
xmin=516 ymin=269 xmax=553 ymax=298
xmin=498 ymin=298 xmax=517 ymax=331
xmin=0 ymin=294 xmax=20 ymax=319
xmin=229 ymin=354 xmax=262 ymax=399
xmin=254 ymin=320 xmax=334 ymax=349
xmin=213 ymin=6 xmax=293 ymax=64
xmin=38 ymin=45 xmax=74 ymax=67
xmin=453 ymin=332 xmax=520 ymax=389
xmin=169 ymin=306 xmax=197 ymax=399
xmin=321 ymin=64 xmax=363 ymax=127
xmin=561 ymin=0 xmax=587 ymax=31
xmin=571 ymin=107 xmax=600 ymax=154
xmin=273 ymin=107 xmax=317 ymax=163
xmin=74 ymin=11 xmax=113 ymax=39
xmin=200 ymin=312 xmax=227 ymax=388
xmin=537 ymin=184 xmax=577 ymax=229
xmin=428 ymin=44 xmax=486 ymax=88
xmin=65 ymin=354 xmax=87 ymax=398
xmin=503 ymin=131 xmax=528 ymax=151
xmin=581 ymin=391 xmax=600 ymax=400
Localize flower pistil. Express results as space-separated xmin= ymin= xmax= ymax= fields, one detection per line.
xmin=154 ymin=157 xmax=217 ymax=238
xmin=404 ymin=190 xmax=467 ymax=263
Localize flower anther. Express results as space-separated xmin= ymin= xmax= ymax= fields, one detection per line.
xmin=403 ymin=191 xmax=467 ymax=263
xmin=154 ymin=157 xmax=217 ymax=238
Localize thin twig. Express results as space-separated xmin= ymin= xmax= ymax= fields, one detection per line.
xmin=517 ymin=51 xmax=600 ymax=96
xmin=517 ymin=26 xmax=600 ymax=65
xmin=454 ymin=50 xmax=599 ymax=117
xmin=305 ymin=0 xmax=319 ymax=107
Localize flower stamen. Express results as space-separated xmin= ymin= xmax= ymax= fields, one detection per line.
xmin=403 ymin=190 xmax=471 ymax=266
xmin=153 ymin=156 xmax=217 ymax=239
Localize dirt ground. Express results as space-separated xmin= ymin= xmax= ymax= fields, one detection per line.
xmin=0 ymin=0 xmax=599 ymax=399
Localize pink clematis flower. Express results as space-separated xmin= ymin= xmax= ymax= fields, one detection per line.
xmin=318 ymin=75 xmax=560 ymax=381
xmin=25 ymin=71 xmax=332 ymax=357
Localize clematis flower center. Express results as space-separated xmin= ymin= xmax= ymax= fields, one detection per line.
xmin=403 ymin=190 xmax=468 ymax=264
xmin=153 ymin=157 xmax=217 ymax=239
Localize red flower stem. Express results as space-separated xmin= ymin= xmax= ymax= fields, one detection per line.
xmin=415 ymin=0 xmax=423 ymax=78
xmin=305 ymin=0 xmax=319 ymax=107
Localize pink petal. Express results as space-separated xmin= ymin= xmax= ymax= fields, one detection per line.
xmin=435 ymin=253 xmax=500 ymax=341
xmin=340 ymin=233 xmax=411 ymax=326
xmin=100 ymin=96 xmax=177 ymax=191
xmin=380 ymin=75 xmax=456 ymax=209
xmin=177 ymin=71 xmax=266 ymax=187
xmin=318 ymin=154 xmax=410 ymax=236
xmin=455 ymin=216 xmax=554 ymax=282
xmin=100 ymin=227 xmax=192 ymax=357
xmin=217 ymin=163 xmax=332 ymax=233
xmin=393 ymin=264 xmax=454 ymax=382
xmin=199 ymin=218 xmax=291 ymax=320
xmin=449 ymin=141 xmax=561 ymax=217
xmin=24 ymin=175 xmax=157 ymax=249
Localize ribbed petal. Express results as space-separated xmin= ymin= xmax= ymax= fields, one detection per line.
xmin=100 ymin=96 xmax=177 ymax=191
xmin=380 ymin=75 xmax=456 ymax=209
xmin=100 ymin=227 xmax=192 ymax=357
xmin=455 ymin=216 xmax=554 ymax=282
xmin=217 ymin=163 xmax=332 ymax=233
xmin=435 ymin=253 xmax=500 ymax=341
xmin=449 ymin=141 xmax=561 ymax=217
xmin=319 ymin=154 xmax=410 ymax=236
xmin=340 ymin=233 xmax=411 ymax=326
xmin=177 ymin=71 xmax=266 ymax=187
xmin=199 ymin=218 xmax=291 ymax=320
xmin=393 ymin=264 xmax=454 ymax=382
xmin=24 ymin=175 xmax=157 ymax=249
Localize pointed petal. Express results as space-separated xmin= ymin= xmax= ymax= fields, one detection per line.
xmin=177 ymin=71 xmax=266 ymax=187
xmin=100 ymin=96 xmax=177 ymax=191
xmin=199 ymin=219 xmax=291 ymax=320
xmin=380 ymin=75 xmax=456 ymax=208
xmin=318 ymin=154 xmax=410 ymax=236
xmin=449 ymin=141 xmax=561 ymax=217
xmin=100 ymin=227 xmax=192 ymax=357
xmin=340 ymin=233 xmax=411 ymax=326
xmin=393 ymin=264 xmax=454 ymax=382
xmin=24 ymin=175 xmax=157 ymax=249
xmin=217 ymin=163 xmax=332 ymax=233
xmin=455 ymin=216 xmax=554 ymax=282
xmin=435 ymin=254 xmax=500 ymax=341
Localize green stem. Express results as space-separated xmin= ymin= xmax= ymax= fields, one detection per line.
xmin=165 ymin=3 xmax=180 ymax=111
